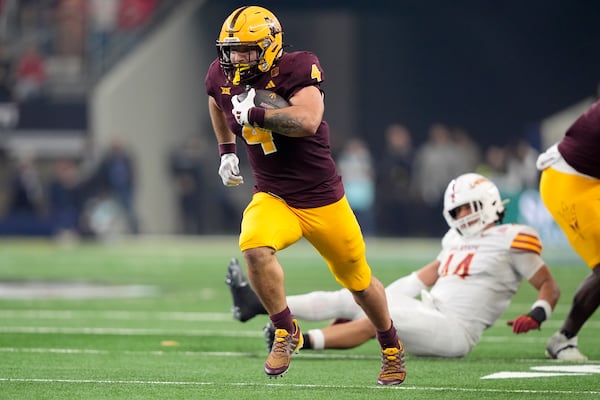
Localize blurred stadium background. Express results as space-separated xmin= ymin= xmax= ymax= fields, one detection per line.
xmin=1 ymin=3 xmax=599 ymax=398
xmin=0 ymin=0 xmax=598 ymax=243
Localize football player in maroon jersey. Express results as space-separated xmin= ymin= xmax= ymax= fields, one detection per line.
xmin=225 ymin=173 xmax=560 ymax=358
xmin=537 ymin=99 xmax=600 ymax=361
xmin=205 ymin=6 xmax=405 ymax=384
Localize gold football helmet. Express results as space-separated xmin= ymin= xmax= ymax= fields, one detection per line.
xmin=216 ymin=6 xmax=283 ymax=85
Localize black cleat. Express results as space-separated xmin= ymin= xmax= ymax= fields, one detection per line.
xmin=263 ymin=322 xmax=276 ymax=354
xmin=225 ymin=258 xmax=249 ymax=289
xmin=224 ymin=258 xmax=264 ymax=322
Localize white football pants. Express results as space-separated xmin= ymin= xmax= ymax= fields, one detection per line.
xmin=287 ymin=287 xmax=473 ymax=357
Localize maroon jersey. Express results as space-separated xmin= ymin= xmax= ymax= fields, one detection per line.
xmin=558 ymin=100 xmax=600 ymax=178
xmin=205 ymin=51 xmax=344 ymax=208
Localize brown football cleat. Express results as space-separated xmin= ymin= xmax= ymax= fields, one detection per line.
xmin=377 ymin=340 xmax=406 ymax=385
xmin=264 ymin=319 xmax=303 ymax=378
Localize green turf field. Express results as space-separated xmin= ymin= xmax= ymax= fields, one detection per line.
xmin=0 ymin=236 xmax=598 ymax=399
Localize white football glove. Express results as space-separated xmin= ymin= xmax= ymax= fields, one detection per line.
xmin=231 ymin=88 xmax=256 ymax=126
xmin=218 ymin=153 xmax=244 ymax=186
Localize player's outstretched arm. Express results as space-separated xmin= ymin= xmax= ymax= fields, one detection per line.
xmin=508 ymin=265 xmax=560 ymax=334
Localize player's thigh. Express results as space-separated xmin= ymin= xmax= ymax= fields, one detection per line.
xmin=239 ymin=192 xmax=303 ymax=252
xmin=299 ymin=196 xmax=371 ymax=291
xmin=540 ymin=169 xmax=600 ymax=268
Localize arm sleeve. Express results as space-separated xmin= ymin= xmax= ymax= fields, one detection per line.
xmin=509 ymin=248 xmax=545 ymax=280
xmin=509 ymin=225 xmax=545 ymax=280
xmin=385 ymin=272 xmax=428 ymax=299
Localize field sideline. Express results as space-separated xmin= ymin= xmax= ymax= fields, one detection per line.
xmin=0 ymin=236 xmax=598 ymax=399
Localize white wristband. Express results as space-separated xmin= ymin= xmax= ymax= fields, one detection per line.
xmin=531 ymin=299 xmax=552 ymax=321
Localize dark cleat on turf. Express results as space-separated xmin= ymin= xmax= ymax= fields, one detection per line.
xmin=224 ymin=258 xmax=265 ymax=322
xmin=264 ymin=322 xmax=276 ymax=354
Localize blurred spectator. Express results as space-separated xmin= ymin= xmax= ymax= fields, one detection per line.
xmin=87 ymin=0 xmax=120 ymax=69
xmin=169 ymin=135 xmax=207 ymax=235
xmin=0 ymin=41 xmax=13 ymax=101
xmin=452 ymin=126 xmax=481 ymax=173
xmin=7 ymin=152 xmax=46 ymax=216
xmin=0 ymin=151 xmax=56 ymax=235
xmin=48 ymin=158 xmax=84 ymax=239
xmin=336 ymin=136 xmax=376 ymax=236
xmin=15 ymin=0 xmax=41 ymax=35
xmin=412 ymin=123 xmax=464 ymax=206
xmin=94 ymin=136 xmax=139 ymax=234
xmin=411 ymin=123 xmax=464 ymax=236
xmin=54 ymin=0 xmax=86 ymax=58
xmin=118 ymin=0 xmax=157 ymax=30
xmin=506 ymin=138 xmax=539 ymax=190
xmin=0 ymin=0 xmax=7 ymax=38
xmin=375 ymin=123 xmax=415 ymax=236
xmin=0 ymin=41 xmax=18 ymax=129
xmin=476 ymin=145 xmax=516 ymax=194
xmin=13 ymin=44 xmax=46 ymax=102
xmin=214 ymin=184 xmax=243 ymax=234
xmin=478 ymin=138 xmax=539 ymax=195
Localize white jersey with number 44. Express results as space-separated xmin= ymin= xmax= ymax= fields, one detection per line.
xmin=431 ymin=224 xmax=545 ymax=344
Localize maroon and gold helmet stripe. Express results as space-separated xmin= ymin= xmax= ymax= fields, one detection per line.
xmin=227 ymin=6 xmax=249 ymax=35
xmin=510 ymin=233 xmax=542 ymax=255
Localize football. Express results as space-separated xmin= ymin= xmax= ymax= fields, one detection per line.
xmin=238 ymin=89 xmax=290 ymax=109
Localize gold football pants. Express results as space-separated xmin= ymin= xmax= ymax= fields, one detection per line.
xmin=540 ymin=167 xmax=600 ymax=269
xmin=239 ymin=192 xmax=372 ymax=291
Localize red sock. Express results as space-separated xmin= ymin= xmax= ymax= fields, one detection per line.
xmin=270 ymin=307 xmax=294 ymax=333
xmin=376 ymin=320 xmax=400 ymax=349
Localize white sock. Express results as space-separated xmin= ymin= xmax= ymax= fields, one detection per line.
xmin=308 ymin=329 xmax=325 ymax=350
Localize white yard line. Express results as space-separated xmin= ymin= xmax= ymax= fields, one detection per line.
xmin=0 ymin=347 xmax=377 ymax=359
xmin=0 ymin=309 xmax=233 ymax=321
xmin=2 ymin=346 xmax=599 ymax=365
xmin=1 ymin=325 xmax=599 ymax=343
xmin=0 ymin=377 xmax=598 ymax=395
xmin=0 ymin=309 xmax=598 ymax=328
xmin=0 ymin=326 xmax=262 ymax=336
xmin=0 ymin=325 xmax=578 ymax=343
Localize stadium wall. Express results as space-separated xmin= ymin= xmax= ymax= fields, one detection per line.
xmin=90 ymin=0 xmax=207 ymax=234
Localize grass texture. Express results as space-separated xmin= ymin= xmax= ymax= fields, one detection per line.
xmin=0 ymin=236 xmax=598 ymax=399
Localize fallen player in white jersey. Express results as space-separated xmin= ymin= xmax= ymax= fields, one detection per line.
xmin=226 ymin=173 xmax=560 ymax=357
